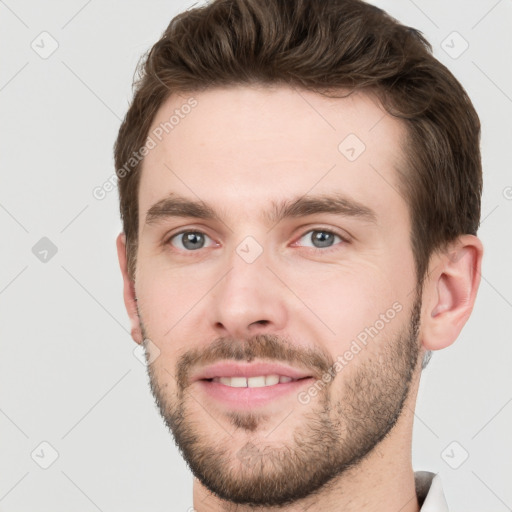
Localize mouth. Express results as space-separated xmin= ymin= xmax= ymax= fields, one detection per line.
xmin=191 ymin=361 xmax=316 ymax=409
xmin=191 ymin=360 xmax=314 ymax=383
xmin=203 ymin=374 xmax=309 ymax=387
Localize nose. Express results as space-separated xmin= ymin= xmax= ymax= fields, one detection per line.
xmin=207 ymin=242 xmax=288 ymax=340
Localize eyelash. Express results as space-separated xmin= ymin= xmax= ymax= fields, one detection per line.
xmin=165 ymin=227 xmax=349 ymax=254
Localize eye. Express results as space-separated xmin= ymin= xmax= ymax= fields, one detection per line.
xmin=295 ymin=229 xmax=346 ymax=250
xmin=167 ymin=230 xmax=215 ymax=251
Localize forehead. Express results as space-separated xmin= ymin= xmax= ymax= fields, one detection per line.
xmin=138 ymin=85 xmax=409 ymax=230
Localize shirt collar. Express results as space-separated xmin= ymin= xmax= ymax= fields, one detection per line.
xmin=415 ymin=471 xmax=449 ymax=512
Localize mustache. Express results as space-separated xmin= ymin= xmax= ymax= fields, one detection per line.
xmin=175 ymin=333 xmax=334 ymax=390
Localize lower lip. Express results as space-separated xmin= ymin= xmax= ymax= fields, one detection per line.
xmin=196 ymin=378 xmax=315 ymax=409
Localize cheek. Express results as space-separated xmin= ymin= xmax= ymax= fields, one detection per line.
xmin=287 ymin=262 xmax=406 ymax=350
xmin=135 ymin=264 xmax=207 ymax=348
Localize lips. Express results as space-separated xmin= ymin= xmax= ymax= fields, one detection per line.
xmin=190 ymin=361 xmax=313 ymax=384
xmin=193 ymin=362 xmax=316 ymax=409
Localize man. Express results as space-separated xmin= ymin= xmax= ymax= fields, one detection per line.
xmin=114 ymin=0 xmax=483 ymax=510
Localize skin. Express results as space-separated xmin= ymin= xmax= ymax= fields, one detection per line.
xmin=116 ymin=85 xmax=483 ymax=511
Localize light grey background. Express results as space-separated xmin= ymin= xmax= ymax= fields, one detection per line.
xmin=1 ymin=0 xmax=511 ymax=510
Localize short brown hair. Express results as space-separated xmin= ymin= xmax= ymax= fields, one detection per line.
xmin=114 ymin=0 xmax=482 ymax=285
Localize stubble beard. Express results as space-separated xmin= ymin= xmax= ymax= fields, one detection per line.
xmin=139 ymin=293 xmax=422 ymax=506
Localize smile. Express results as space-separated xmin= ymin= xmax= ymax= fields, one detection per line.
xmin=208 ymin=375 xmax=300 ymax=387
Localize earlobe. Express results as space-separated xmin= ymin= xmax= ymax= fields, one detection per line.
xmin=116 ymin=232 xmax=143 ymax=344
xmin=420 ymin=235 xmax=484 ymax=351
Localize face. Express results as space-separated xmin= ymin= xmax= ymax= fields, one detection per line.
xmin=130 ymin=85 xmax=424 ymax=506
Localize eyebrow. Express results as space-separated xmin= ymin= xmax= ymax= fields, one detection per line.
xmin=144 ymin=192 xmax=377 ymax=227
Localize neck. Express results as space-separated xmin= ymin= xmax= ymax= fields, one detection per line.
xmin=192 ymin=375 xmax=422 ymax=512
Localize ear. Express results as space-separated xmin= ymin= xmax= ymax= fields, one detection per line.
xmin=116 ymin=232 xmax=143 ymax=344
xmin=420 ymin=234 xmax=484 ymax=351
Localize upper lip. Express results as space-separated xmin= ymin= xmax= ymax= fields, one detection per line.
xmin=190 ymin=361 xmax=313 ymax=382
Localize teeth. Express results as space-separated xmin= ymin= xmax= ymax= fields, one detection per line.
xmin=222 ymin=376 xmax=246 ymax=387
xmin=265 ymin=375 xmax=280 ymax=386
xmin=211 ymin=375 xmax=298 ymax=387
xmin=248 ymin=376 xmax=267 ymax=387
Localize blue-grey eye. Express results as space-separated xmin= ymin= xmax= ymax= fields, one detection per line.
xmin=170 ymin=231 xmax=212 ymax=251
xmin=298 ymin=230 xmax=342 ymax=249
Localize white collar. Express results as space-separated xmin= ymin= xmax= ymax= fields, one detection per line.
xmin=415 ymin=471 xmax=449 ymax=511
